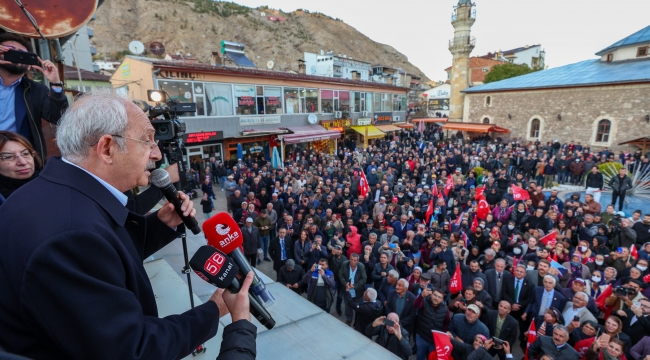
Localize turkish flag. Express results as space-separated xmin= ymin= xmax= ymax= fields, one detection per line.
xmin=471 ymin=215 xmax=479 ymax=233
xmin=444 ymin=175 xmax=454 ymax=196
xmin=595 ymin=284 xmax=614 ymax=318
xmin=511 ymin=184 xmax=530 ymax=201
xmin=477 ymin=199 xmax=490 ymax=220
xmin=524 ymin=319 xmax=537 ymax=360
xmin=643 ymin=273 xmax=650 ymax=284
xmin=431 ymin=181 xmax=438 ymax=197
xmin=449 ymin=265 xmax=462 ymax=294
xmin=431 ymin=330 xmax=454 ymax=360
xmin=539 ymin=231 xmax=557 ymax=247
xmin=630 ymin=245 xmax=638 ymax=260
xmin=425 ymin=197 xmax=434 ymax=225
xmin=475 ymin=185 xmax=485 ymax=199
xmin=359 ymin=169 xmax=369 ymax=198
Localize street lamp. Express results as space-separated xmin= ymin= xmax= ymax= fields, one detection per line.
xmin=71 ymin=33 xmax=85 ymax=92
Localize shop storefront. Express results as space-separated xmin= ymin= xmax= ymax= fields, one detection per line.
xmin=223 ymin=136 xmax=273 ymax=165
xmin=184 ymin=131 xmax=224 ymax=165
xmin=351 ymin=124 xmax=384 ymax=148
xmin=279 ymin=125 xmax=341 ymax=163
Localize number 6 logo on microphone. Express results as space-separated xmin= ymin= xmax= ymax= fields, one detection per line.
xmin=204 ymin=252 xmax=226 ymax=275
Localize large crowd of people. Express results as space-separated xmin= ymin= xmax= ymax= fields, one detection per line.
xmin=211 ymin=127 xmax=650 ymax=360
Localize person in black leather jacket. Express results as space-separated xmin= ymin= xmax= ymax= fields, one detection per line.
xmin=609 ymin=168 xmax=633 ymax=211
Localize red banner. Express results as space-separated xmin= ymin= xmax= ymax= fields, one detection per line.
xmin=511 ymin=184 xmax=530 ymax=201
xmin=359 ymin=170 xmax=369 ymax=198
xmin=444 ymin=175 xmax=454 ymax=196
xmin=450 ymin=265 xmax=462 ymax=294
xmin=539 ymin=231 xmax=557 ymax=247
xmin=432 ymin=330 xmax=454 ymax=360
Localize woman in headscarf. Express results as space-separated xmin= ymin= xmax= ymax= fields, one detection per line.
xmin=472 ymin=277 xmax=493 ymax=310
xmin=406 ymin=266 xmax=422 ymax=288
xmin=585 ymin=270 xmax=606 ymax=300
xmin=592 ymin=236 xmax=610 ymax=257
xmin=562 ymin=253 xmax=592 ymax=288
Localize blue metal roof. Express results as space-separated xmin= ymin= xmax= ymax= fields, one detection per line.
xmin=596 ymin=25 xmax=650 ymax=56
xmin=463 ymin=58 xmax=650 ymax=93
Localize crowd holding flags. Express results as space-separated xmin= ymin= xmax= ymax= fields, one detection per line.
xmin=358 ymin=169 xmax=369 ymax=198
xmin=523 ymin=319 xmax=537 ymax=360
xmin=511 ymin=184 xmax=530 ymax=201
xmin=538 ymin=231 xmax=557 ymax=247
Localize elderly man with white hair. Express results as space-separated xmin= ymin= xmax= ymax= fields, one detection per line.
xmin=523 ymin=274 xmax=568 ymax=322
xmin=345 ymin=287 xmax=383 ymax=337
xmin=386 ymin=278 xmax=417 ymax=339
xmin=0 ymin=90 xmax=257 ymax=359
xmin=562 ymin=291 xmax=597 ymax=327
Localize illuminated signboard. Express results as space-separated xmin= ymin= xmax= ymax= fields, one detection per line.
xmin=185 ymin=131 xmax=223 ymax=144
xmin=321 ymin=119 xmax=350 ymax=132
xmin=373 ymin=112 xmax=393 ymax=125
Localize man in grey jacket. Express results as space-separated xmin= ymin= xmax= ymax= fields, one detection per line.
xmin=527 ymin=325 xmax=580 ymax=360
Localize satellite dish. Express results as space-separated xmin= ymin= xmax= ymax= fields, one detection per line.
xmin=129 ymin=40 xmax=145 ymax=55
xmin=0 ymin=0 xmax=97 ymax=38
xmin=266 ymin=60 xmax=274 ymax=69
xmin=308 ymin=114 xmax=318 ymax=124
xmin=149 ymin=42 xmax=166 ymax=56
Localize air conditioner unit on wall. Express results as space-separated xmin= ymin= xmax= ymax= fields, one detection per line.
xmin=393 ymin=115 xmax=400 ymax=122
xmin=362 ymin=111 xmax=368 ymax=117
xmin=334 ymin=111 xmax=342 ymax=118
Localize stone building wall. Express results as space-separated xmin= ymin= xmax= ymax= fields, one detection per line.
xmin=464 ymin=83 xmax=650 ymax=151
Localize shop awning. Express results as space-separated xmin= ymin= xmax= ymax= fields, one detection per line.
xmin=441 ymin=123 xmax=510 ymax=133
xmin=375 ymin=125 xmax=402 ymax=132
xmin=282 ymin=125 xmax=341 ymax=144
xmin=411 ymin=118 xmax=448 ymax=123
xmin=619 ymin=136 xmax=650 ymax=153
xmin=351 ymin=125 xmax=385 ymax=139
xmin=395 ymin=123 xmax=415 ymax=128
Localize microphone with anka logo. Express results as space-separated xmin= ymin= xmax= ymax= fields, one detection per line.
xmin=203 ymin=212 xmax=276 ymax=308
xmin=189 ymin=246 xmax=276 ymax=329
xmin=150 ymin=169 xmax=201 ymax=235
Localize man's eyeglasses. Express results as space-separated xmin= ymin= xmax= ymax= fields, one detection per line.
xmin=90 ymin=134 xmax=158 ymax=151
xmin=0 ymin=149 xmax=34 ymax=163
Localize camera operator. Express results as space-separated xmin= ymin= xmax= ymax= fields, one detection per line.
xmin=606 ymin=279 xmax=644 ymax=311
xmin=0 ymin=33 xmax=69 ymax=161
xmin=612 ymin=217 xmax=638 ymax=250
xmin=577 ymin=214 xmax=599 ymax=242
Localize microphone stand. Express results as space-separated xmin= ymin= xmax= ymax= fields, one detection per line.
xmin=177 ymin=224 xmax=195 ymax=308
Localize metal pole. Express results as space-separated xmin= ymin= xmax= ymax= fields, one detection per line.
xmin=71 ymin=34 xmax=85 ymax=92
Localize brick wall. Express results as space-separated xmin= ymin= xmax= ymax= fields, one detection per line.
xmin=465 ymin=83 xmax=650 ymax=150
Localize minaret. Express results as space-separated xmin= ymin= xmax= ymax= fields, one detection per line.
xmin=448 ymin=0 xmax=476 ymax=123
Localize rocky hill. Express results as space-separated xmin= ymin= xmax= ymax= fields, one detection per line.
xmin=91 ymin=0 xmax=429 ymax=81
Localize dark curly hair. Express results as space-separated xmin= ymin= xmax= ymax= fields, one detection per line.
xmin=0 ymin=32 xmax=33 ymax=53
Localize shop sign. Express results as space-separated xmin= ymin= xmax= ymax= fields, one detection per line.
xmin=185 ymin=131 xmax=224 ymax=144
xmin=161 ymin=70 xmax=205 ymax=80
xmin=373 ymin=112 xmax=393 ymax=125
xmin=239 ymin=116 xmax=281 ymax=126
xmin=238 ymin=96 xmax=255 ymax=106
xmin=234 ymin=85 xmax=256 ymax=97
xmin=356 ymin=118 xmax=371 ymax=126
xmin=121 ymin=63 xmax=130 ymax=78
xmin=321 ymin=119 xmax=350 ymax=132
xmin=249 ymin=145 xmax=264 ymax=154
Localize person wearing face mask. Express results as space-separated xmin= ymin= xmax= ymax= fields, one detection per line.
xmin=588 ymin=254 xmax=608 ymax=274
xmin=585 ymin=270 xmax=606 ymax=299
xmin=562 ymin=254 xmax=592 ymax=288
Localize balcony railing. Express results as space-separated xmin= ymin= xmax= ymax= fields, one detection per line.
xmin=449 ymin=36 xmax=476 ymax=48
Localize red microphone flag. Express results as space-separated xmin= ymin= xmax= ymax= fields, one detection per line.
xmin=524 ymin=319 xmax=537 ymax=360
xmin=203 ymin=212 xmax=245 ymax=254
xmin=539 ymin=231 xmax=557 ymax=247
xmin=449 ymin=265 xmax=462 ymax=294
xmin=511 ymin=184 xmax=530 ymax=201
xmin=358 ymin=169 xmax=369 ymax=198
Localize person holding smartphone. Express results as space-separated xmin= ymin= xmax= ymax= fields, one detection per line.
xmin=366 ymin=314 xmax=412 ymax=360
xmin=0 ymin=33 xmax=68 ymax=162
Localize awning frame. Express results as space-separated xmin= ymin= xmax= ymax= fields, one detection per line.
xmin=441 ymin=123 xmax=510 ymax=133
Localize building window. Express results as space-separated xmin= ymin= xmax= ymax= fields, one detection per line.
xmin=530 ymin=119 xmax=540 ymax=138
xmin=321 ymin=90 xmax=334 ymax=113
xmin=264 ymin=87 xmax=283 ymax=115
xmin=159 ymin=80 xmax=195 ymax=117
xmin=595 ymin=119 xmax=611 ymax=142
xmin=234 ymin=85 xmax=258 ymax=115
xmin=485 ymin=96 xmax=491 ymax=107
xmin=339 ymin=91 xmax=350 ymax=112
xmin=637 ymin=46 xmax=648 ymax=57
xmin=606 ymin=53 xmax=613 ymax=62
xmin=483 ymin=117 xmax=490 ymax=124
xmin=204 ymin=83 xmax=234 ymax=116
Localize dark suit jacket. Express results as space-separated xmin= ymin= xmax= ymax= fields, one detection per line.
xmin=386 ymin=291 xmax=417 ymax=333
xmin=338 ymin=261 xmax=367 ymax=297
xmin=345 ymin=292 xmax=384 ymax=336
xmin=484 ymin=269 xmax=512 ymax=307
xmin=525 ymin=286 xmax=567 ymax=317
xmin=269 ymin=236 xmax=294 ymax=271
xmin=241 ymin=225 xmax=260 ymax=255
xmin=503 ymin=276 xmax=535 ymax=313
xmin=0 ymin=158 xmax=221 ymax=359
xmin=480 ymin=310 xmax=519 ymax=346
xmin=618 ymin=310 xmax=650 ymax=344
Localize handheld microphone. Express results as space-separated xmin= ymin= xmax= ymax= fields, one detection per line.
xmin=150 ymin=169 xmax=201 ymax=234
xmin=189 ymin=246 xmax=276 ymax=329
xmin=203 ymin=212 xmax=276 ymax=308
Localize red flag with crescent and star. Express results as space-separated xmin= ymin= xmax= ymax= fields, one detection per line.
xmin=359 ymin=169 xmax=369 ymax=198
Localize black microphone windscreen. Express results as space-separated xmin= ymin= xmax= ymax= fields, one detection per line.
xmin=189 ymin=246 xmax=239 ymax=289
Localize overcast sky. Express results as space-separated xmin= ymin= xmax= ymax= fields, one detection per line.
xmin=231 ymin=0 xmax=649 ymax=80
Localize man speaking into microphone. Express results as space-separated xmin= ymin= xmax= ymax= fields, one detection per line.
xmin=0 ymin=91 xmax=256 ymax=360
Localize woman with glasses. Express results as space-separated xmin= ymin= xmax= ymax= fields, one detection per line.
xmin=0 ymin=131 xmax=42 ymax=205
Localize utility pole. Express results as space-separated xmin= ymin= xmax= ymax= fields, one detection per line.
xmin=71 ymin=34 xmax=85 ymax=92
